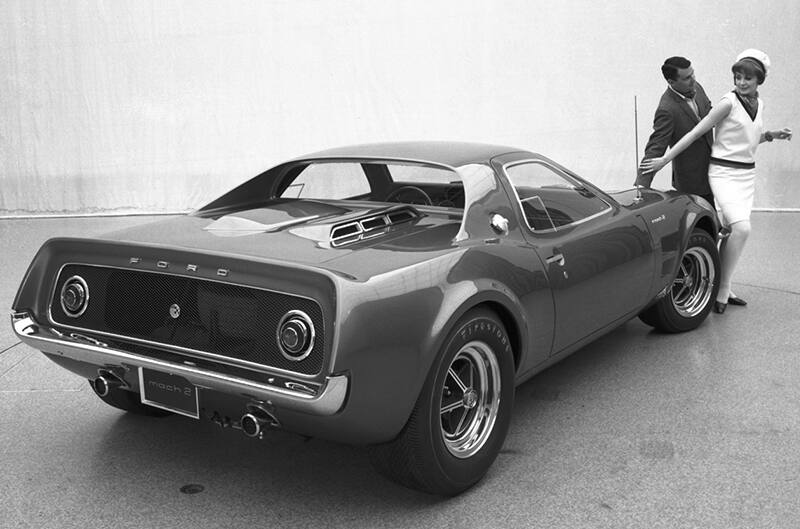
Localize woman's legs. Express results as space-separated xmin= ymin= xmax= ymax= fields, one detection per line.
xmin=717 ymin=219 xmax=751 ymax=303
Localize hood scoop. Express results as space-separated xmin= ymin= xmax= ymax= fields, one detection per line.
xmin=330 ymin=206 xmax=420 ymax=247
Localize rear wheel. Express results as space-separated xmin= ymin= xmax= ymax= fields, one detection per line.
xmin=90 ymin=379 xmax=172 ymax=417
xmin=639 ymin=229 xmax=719 ymax=332
xmin=369 ymin=308 xmax=514 ymax=495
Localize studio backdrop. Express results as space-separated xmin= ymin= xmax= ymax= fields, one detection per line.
xmin=1 ymin=0 xmax=798 ymax=216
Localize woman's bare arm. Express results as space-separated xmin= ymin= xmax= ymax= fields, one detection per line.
xmin=639 ymin=98 xmax=732 ymax=175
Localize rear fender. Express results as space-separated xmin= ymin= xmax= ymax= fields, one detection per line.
xmin=329 ymin=261 xmax=531 ymax=443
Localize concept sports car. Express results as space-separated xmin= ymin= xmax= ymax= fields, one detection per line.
xmin=11 ymin=142 xmax=720 ymax=495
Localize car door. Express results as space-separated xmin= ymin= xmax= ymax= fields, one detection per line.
xmin=502 ymin=159 xmax=655 ymax=354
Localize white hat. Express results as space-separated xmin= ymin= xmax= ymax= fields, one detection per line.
xmin=736 ymin=48 xmax=771 ymax=74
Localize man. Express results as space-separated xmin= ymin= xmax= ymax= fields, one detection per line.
xmin=636 ymin=56 xmax=714 ymax=206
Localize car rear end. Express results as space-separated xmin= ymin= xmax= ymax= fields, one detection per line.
xmin=11 ymin=237 xmax=346 ymax=438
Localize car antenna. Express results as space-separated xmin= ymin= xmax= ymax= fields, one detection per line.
xmin=634 ymin=95 xmax=639 ymax=170
xmin=634 ymin=95 xmax=643 ymax=203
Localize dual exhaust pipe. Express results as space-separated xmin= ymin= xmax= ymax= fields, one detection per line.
xmin=241 ymin=413 xmax=270 ymax=438
xmin=241 ymin=402 xmax=280 ymax=438
xmin=91 ymin=373 xmax=124 ymax=397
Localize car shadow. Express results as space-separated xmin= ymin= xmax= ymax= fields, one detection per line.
xmin=84 ymin=318 xmax=671 ymax=514
xmin=89 ymin=403 xmax=443 ymax=510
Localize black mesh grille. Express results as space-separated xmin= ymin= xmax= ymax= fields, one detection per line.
xmin=50 ymin=264 xmax=324 ymax=376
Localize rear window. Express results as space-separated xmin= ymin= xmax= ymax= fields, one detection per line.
xmin=280 ymin=162 xmax=370 ymax=199
xmin=276 ymin=160 xmax=465 ymax=208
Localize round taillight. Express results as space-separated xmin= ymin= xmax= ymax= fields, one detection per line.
xmin=61 ymin=276 xmax=89 ymax=317
xmin=277 ymin=310 xmax=315 ymax=361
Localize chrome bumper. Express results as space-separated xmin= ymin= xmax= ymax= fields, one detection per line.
xmin=11 ymin=312 xmax=347 ymax=416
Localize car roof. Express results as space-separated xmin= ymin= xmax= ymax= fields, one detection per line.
xmin=291 ymin=141 xmax=531 ymax=168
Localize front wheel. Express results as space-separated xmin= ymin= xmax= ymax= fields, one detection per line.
xmin=639 ymin=229 xmax=719 ymax=332
xmin=369 ymin=308 xmax=515 ymax=495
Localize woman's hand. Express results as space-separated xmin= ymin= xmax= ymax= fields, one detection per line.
xmin=765 ymin=128 xmax=793 ymax=142
xmin=639 ymin=157 xmax=667 ymax=175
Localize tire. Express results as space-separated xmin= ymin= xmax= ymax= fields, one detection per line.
xmin=639 ymin=229 xmax=719 ymax=333
xmin=90 ymin=380 xmax=172 ymax=417
xmin=369 ymin=308 xmax=515 ymax=496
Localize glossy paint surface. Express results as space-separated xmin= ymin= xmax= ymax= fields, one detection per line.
xmin=11 ymin=142 xmax=719 ymax=444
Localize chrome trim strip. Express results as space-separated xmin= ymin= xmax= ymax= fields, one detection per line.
xmin=46 ymin=262 xmax=326 ymax=380
xmin=12 ymin=312 xmax=347 ymax=416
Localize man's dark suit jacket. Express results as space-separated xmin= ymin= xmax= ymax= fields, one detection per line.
xmin=636 ymin=83 xmax=714 ymax=196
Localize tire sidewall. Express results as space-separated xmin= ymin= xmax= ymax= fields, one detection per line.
xmin=674 ymin=230 xmax=720 ymax=324
xmin=420 ymin=309 xmax=515 ymax=492
xmin=654 ymin=229 xmax=720 ymax=332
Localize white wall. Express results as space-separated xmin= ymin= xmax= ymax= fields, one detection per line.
xmin=1 ymin=0 xmax=798 ymax=215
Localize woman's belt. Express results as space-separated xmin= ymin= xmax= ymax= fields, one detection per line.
xmin=710 ymin=157 xmax=755 ymax=169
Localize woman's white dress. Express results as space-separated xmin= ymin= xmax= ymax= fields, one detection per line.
xmin=708 ymin=91 xmax=763 ymax=225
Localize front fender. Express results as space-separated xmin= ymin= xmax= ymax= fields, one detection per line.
xmin=644 ymin=193 xmax=719 ymax=297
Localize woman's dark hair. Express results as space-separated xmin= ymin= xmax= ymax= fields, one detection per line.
xmin=661 ymin=56 xmax=691 ymax=81
xmin=732 ymin=58 xmax=766 ymax=84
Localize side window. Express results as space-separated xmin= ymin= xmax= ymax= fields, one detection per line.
xmin=505 ymin=162 xmax=609 ymax=231
xmin=280 ymin=163 xmax=371 ymax=199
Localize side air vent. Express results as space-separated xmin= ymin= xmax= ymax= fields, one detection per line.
xmin=330 ymin=207 xmax=420 ymax=247
xmin=361 ymin=216 xmax=389 ymax=231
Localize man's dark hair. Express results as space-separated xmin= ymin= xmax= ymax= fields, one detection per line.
xmin=661 ymin=56 xmax=692 ymax=81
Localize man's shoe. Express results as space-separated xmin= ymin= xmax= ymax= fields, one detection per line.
xmin=728 ymin=296 xmax=747 ymax=306
xmin=713 ymin=302 xmax=727 ymax=314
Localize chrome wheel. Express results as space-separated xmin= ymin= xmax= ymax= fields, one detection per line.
xmin=671 ymin=246 xmax=716 ymax=318
xmin=440 ymin=340 xmax=501 ymax=459
xmin=369 ymin=308 xmax=514 ymax=495
xmin=639 ymin=229 xmax=719 ymax=333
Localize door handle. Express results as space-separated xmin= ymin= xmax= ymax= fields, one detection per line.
xmin=545 ymin=253 xmax=565 ymax=266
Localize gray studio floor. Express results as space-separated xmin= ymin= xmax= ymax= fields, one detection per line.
xmin=1 ymin=213 xmax=798 ymax=529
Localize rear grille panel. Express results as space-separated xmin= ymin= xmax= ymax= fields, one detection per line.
xmin=49 ymin=264 xmax=325 ymax=376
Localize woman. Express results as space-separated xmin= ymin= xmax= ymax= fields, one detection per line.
xmin=640 ymin=49 xmax=792 ymax=314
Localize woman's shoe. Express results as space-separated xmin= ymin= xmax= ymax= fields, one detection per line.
xmin=728 ymin=296 xmax=747 ymax=306
xmin=713 ymin=301 xmax=727 ymax=314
